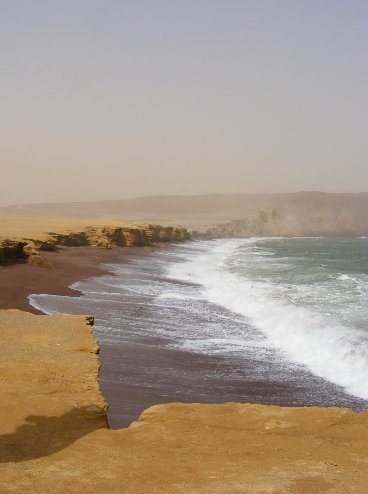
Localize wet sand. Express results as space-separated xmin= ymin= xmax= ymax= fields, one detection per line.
xmin=99 ymin=300 xmax=368 ymax=428
xmin=0 ymin=246 xmax=142 ymax=313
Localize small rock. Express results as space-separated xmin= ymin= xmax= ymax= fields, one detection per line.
xmin=27 ymin=254 xmax=53 ymax=269
xmin=23 ymin=243 xmax=39 ymax=256
xmin=96 ymin=237 xmax=112 ymax=249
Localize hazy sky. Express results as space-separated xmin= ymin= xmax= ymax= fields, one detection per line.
xmin=1 ymin=0 xmax=367 ymax=206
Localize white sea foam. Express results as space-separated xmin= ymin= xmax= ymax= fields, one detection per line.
xmin=157 ymin=292 xmax=199 ymax=301
xmin=338 ymin=274 xmax=354 ymax=281
xmin=28 ymin=294 xmax=66 ymax=315
xmin=168 ymin=239 xmax=368 ymax=400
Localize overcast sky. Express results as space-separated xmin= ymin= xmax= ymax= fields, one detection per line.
xmin=1 ymin=0 xmax=367 ymax=206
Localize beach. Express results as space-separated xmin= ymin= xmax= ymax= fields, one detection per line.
xmin=0 ymin=211 xmax=188 ymax=313
xmin=21 ymin=239 xmax=368 ymax=428
xmin=1 ymin=217 xmax=368 ymax=491
xmin=0 ymin=245 xmax=140 ymax=313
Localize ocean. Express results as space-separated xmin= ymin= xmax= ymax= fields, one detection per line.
xmin=30 ymin=237 xmax=368 ymax=427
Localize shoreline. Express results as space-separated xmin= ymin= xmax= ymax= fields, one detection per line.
xmin=1 ymin=232 xmax=368 ymax=490
xmin=0 ymin=244 xmax=163 ymax=314
xmin=23 ymin=239 xmax=368 ymax=429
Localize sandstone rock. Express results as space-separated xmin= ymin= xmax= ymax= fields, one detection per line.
xmin=23 ymin=242 xmax=39 ymax=256
xmin=0 ymin=222 xmax=190 ymax=265
xmin=0 ymin=240 xmax=27 ymax=263
xmin=27 ymin=253 xmax=53 ymax=269
xmin=96 ymin=237 xmax=112 ymax=249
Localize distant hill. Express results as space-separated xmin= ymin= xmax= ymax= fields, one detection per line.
xmin=2 ymin=192 xmax=368 ymax=236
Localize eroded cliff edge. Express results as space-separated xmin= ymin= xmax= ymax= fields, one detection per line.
xmin=0 ymin=215 xmax=189 ymax=266
xmin=0 ymin=310 xmax=367 ymax=493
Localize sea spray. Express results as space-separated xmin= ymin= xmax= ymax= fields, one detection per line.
xmin=168 ymin=238 xmax=368 ymax=400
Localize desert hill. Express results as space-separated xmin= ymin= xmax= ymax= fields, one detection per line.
xmin=3 ymin=192 xmax=368 ymax=236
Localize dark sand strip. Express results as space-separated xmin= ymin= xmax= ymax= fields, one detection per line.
xmin=0 ymin=246 xmax=142 ymax=313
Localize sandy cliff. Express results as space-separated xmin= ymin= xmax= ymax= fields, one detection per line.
xmin=0 ymin=310 xmax=367 ymax=493
xmin=0 ymin=213 xmax=189 ymax=265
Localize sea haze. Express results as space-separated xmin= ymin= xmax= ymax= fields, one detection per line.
xmin=30 ymin=238 xmax=368 ymax=427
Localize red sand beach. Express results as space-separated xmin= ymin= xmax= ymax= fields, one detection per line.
xmin=0 ymin=246 xmax=138 ymax=313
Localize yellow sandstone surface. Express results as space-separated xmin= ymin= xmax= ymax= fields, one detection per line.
xmin=0 ymin=310 xmax=367 ymax=493
xmin=0 ymin=213 xmax=188 ymax=243
xmin=0 ymin=213 xmax=140 ymax=240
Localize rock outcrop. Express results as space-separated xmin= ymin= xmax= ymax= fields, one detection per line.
xmin=0 ymin=239 xmax=27 ymax=264
xmin=203 ymin=208 xmax=293 ymax=238
xmin=0 ymin=310 xmax=367 ymax=493
xmin=26 ymin=253 xmax=54 ymax=269
xmin=0 ymin=222 xmax=190 ymax=266
xmin=44 ymin=224 xmax=189 ymax=248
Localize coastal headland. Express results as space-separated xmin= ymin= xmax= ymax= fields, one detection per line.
xmin=1 ymin=209 xmax=368 ymax=492
xmin=0 ymin=213 xmax=189 ymax=312
xmin=1 ymin=310 xmax=367 ymax=493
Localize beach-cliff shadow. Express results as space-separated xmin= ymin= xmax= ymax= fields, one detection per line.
xmin=0 ymin=405 xmax=107 ymax=463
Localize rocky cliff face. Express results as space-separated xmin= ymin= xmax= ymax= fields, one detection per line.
xmin=0 ymin=310 xmax=367 ymax=493
xmin=202 ymin=208 xmax=290 ymax=238
xmin=49 ymin=224 xmax=189 ymax=248
xmin=0 ymin=223 xmax=190 ymax=266
xmin=202 ymin=193 xmax=368 ymax=238
xmin=0 ymin=239 xmax=27 ymax=264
